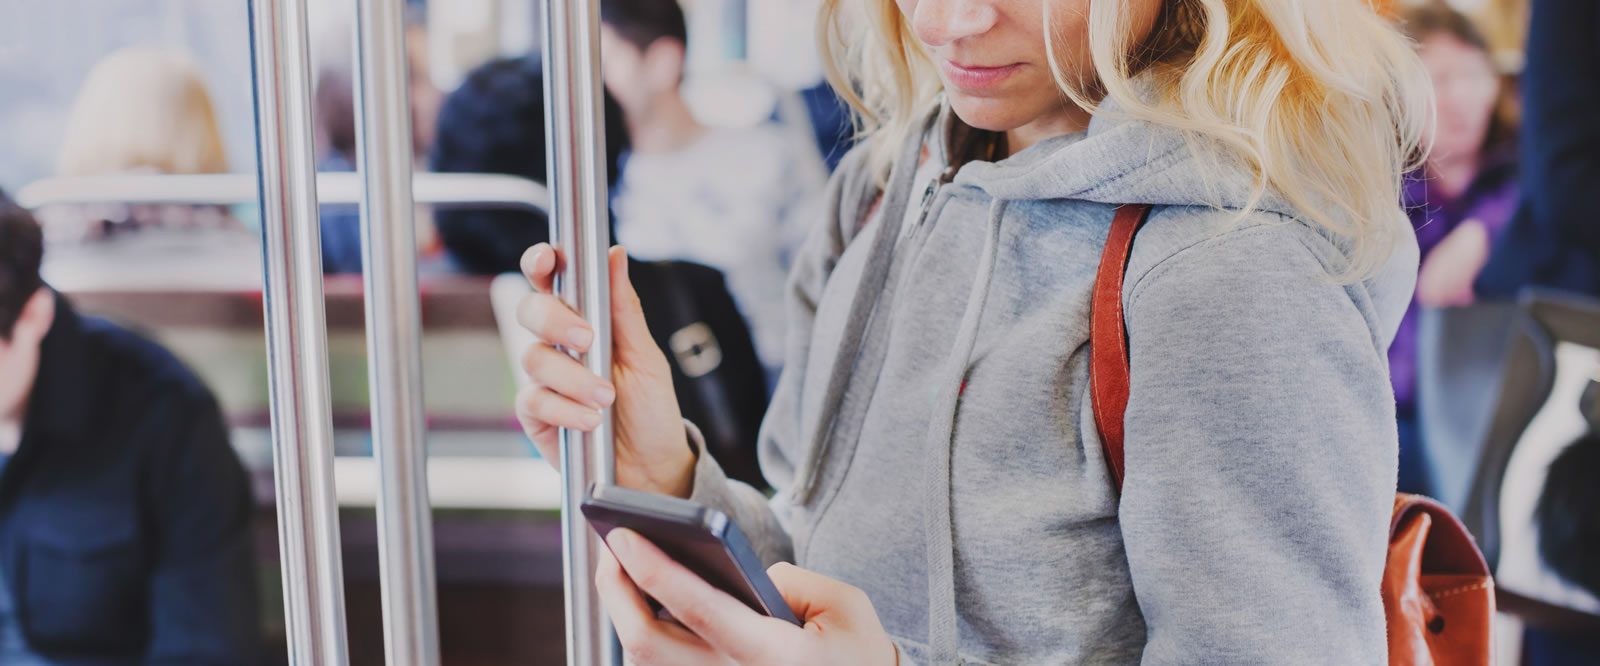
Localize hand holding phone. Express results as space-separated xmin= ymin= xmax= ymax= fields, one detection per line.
xmin=584 ymin=486 xmax=902 ymax=664
xmin=581 ymin=483 xmax=801 ymax=625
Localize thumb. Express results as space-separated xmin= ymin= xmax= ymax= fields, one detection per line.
xmin=766 ymin=563 xmax=873 ymax=626
xmin=608 ymin=246 xmax=657 ymax=361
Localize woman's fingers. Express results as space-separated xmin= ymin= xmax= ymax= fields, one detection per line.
xmin=596 ymin=550 xmax=724 ymax=666
xmin=608 ymin=247 xmax=656 ymax=360
xmin=515 ymin=383 xmax=602 ymax=436
xmin=606 ymin=529 xmax=784 ymax=664
xmin=522 ymin=246 xmax=654 ymax=365
xmin=521 ymin=343 xmax=616 ymax=410
xmin=517 ymin=290 xmax=593 ymax=352
xmin=766 ymin=562 xmax=878 ymax=626
xmin=520 ymin=243 xmax=559 ymax=294
xmin=513 ymin=383 xmax=559 ymax=458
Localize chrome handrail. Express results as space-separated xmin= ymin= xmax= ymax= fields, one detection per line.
xmin=15 ymin=171 xmax=551 ymax=212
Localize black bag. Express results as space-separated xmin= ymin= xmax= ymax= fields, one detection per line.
xmin=630 ymin=259 xmax=770 ymax=490
xmin=1535 ymin=374 xmax=1600 ymax=598
xmin=1465 ymin=290 xmax=1600 ymax=631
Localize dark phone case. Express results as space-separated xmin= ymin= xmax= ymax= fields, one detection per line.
xmin=580 ymin=484 xmax=801 ymax=626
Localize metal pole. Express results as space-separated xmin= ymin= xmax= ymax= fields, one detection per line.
xmin=247 ymin=0 xmax=350 ymax=664
xmin=540 ymin=0 xmax=617 ymax=663
xmin=352 ymin=0 xmax=441 ymax=664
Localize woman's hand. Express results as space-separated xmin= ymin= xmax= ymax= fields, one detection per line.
xmin=515 ymin=244 xmax=696 ymax=498
xmin=598 ymin=528 xmax=899 ymax=666
xmin=1417 ymin=219 xmax=1491 ymax=308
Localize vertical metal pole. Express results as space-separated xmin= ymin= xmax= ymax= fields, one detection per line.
xmin=540 ymin=0 xmax=618 ymax=664
xmin=247 ymin=0 xmax=351 ymax=664
xmin=352 ymin=1 xmax=441 ymax=665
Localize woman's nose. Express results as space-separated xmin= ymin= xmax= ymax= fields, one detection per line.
xmin=913 ymin=0 xmax=1000 ymax=48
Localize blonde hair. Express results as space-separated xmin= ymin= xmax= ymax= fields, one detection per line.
xmin=819 ymin=0 xmax=1432 ymax=279
xmin=55 ymin=47 xmax=229 ymax=177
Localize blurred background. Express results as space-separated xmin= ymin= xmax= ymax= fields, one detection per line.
xmin=0 ymin=0 xmax=1596 ymax=664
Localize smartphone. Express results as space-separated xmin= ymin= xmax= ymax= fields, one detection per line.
xmin=581 ymin=483 xmax=801 ymax=626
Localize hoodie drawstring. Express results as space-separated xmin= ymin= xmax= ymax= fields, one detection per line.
xmin=924 ymin=198 xmax=1009 ymax=665
xmin=784 ymin=104 xmax=1003 ymax=661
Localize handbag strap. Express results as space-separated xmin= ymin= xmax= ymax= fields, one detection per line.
xmin=1089 ymin=204 xmax=1153 ymax=492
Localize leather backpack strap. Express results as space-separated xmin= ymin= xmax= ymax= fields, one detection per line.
xmin=1089 ymin=204 xmax=1153 ymax=492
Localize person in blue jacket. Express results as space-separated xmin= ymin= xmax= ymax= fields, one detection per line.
xmin=0 ymin=189 xmax=260 ymax=664
xmin=1475 ymin=0 xmax=1600 ymax=299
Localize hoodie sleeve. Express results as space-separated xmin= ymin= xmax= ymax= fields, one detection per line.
xmin=1118 ymin=222 xmax=1396 ymax=665
xmin=686 ymin=146 xmax=874 ymax=567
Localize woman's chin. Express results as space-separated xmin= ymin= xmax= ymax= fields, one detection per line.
xmin=946 ymin=94 xmax=1041 ymax=134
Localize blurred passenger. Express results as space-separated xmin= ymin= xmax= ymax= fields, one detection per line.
xmin=312 ymin=10 xmax=441 ymax=274
xmin=1392 ymin=5 xmax=1520 ymax=496
xmin=1484 ymin=1 xmax=1600 ymax=662
xmin=41 ymin=47 xmax=240 ymax=242
xmin=56 ymin=48 xmax=227 ymax=179
xmin=431 ymin=57 xmax=771 ymax=487
xmin=429 ymin=56 xmax=631 ymax=274
xmin=1477 ymin=0 xmax=1600 ymax=300
xmin=0 ymin=189 xmax=259 ymax=663
xmin=599 ymin=0 xmax=825 ymax=377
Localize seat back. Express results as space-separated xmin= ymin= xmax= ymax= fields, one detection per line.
xmin=1463 ymin=290 xmax=1600 ymax=631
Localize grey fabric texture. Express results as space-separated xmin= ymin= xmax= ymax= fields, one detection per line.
xmin=685 ymin=97 xmax=1418 ymax=665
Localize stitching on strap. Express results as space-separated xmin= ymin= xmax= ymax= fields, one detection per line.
xmin=1428 ymin=580 xmax=1494 ymax=601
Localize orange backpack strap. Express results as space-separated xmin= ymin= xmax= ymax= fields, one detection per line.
xmin=1089 ymin=204 xmax=1496 ymax=665
xmin=1089 ymin=204 xmax=1152 ymax=491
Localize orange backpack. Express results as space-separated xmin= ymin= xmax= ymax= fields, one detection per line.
xmin=1089 ymin=204 xmax=1495 ymax=665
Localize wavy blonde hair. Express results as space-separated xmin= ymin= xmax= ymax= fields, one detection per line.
xmin=56 ymin=47 xmax=229 ymax=177
xmin=819 ymin=0 xmax=1432 ymax=279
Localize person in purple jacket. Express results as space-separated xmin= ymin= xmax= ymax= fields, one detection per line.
xmin=1393 ymin=5 xmax=1520 ymax=496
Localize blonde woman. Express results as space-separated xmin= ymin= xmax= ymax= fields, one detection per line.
xmin=56 ymin=46 xmax=228 ymax=178
xmin=45 ymin=47 xmax=235 ymax=240
xmin=517 ymin=0 xmax=1430 ymax=663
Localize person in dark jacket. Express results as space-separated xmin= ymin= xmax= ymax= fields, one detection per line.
xmin=0 ymin=189 xmax=259 ymax=664
xmin=1475 ymin=0 xmax=1600 ymax=299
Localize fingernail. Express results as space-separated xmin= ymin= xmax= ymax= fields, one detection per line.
xmin=594 ymin=385 xmax=616 ymax=406
xmin=607 ymin=529 xmax=632 ymax=556
xmin=581 ymin=410 xmax=602 ymax=430
xmin=569 ymin=326 xmax=593 ymax=350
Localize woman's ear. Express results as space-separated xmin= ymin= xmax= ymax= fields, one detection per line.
xmin=641 ymin=37 xmax=688 ymax=94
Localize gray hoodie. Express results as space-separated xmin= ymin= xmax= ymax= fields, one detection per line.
xmin=686 ymin=101 xmax=1418 ymax=665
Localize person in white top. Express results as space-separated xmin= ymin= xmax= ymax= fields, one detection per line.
xmin=598 ymin=0 xmax=825 ymax=380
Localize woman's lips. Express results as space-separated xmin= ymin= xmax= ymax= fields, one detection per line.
xmin=940 ymin=60 xmax=1023 ymax=90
